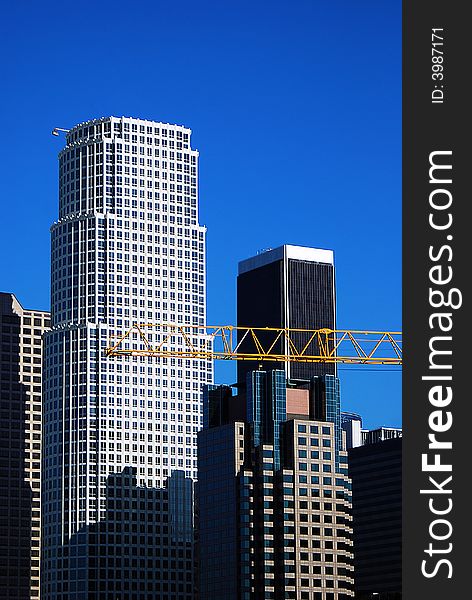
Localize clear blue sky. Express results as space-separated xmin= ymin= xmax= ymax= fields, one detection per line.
xmin=0 ymin=0 xmax=401 ymax=428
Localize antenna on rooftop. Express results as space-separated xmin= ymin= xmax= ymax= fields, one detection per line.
xmin=51 ymin=127 xmax=70 ymax=136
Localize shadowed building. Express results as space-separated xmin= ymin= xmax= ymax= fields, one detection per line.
xmin=60 ymin=468 xmax=194 ymax=598
xmin=0 ymin=293 xmax=50 ymax=599
xmin=348 ymin=437 xmax=402 ymax=599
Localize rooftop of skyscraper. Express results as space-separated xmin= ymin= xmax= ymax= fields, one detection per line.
xmin=238 ymin=244 xmax=334 ymax=274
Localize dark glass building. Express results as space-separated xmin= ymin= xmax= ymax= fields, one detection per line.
xmin=348 ymin=437 xmax=402 ymax=599
xmin=198 ymin=370 xmax=354 ymax=600
xmin=237 ymin=245 xmax=336 ymax=383
xmin=310 ymin=375 xmax=342 ymax=471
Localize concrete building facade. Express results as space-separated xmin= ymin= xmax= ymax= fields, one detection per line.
xmin=0 ymin=293 xmax=50 ymax=599
xmin=41 ymin=117 xmax=212 ymax=599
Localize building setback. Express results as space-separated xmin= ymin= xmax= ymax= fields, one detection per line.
xmin=348 ymin=437 xmax=402 ymax=599
xmin=0 ymin=293 xmax=50 ymax=599
xmin=41 ymin=117 xmax=212 ymax=599
xmin=198 ymin=370 xmax=354 ymax=600
xmin=237 ymin=245 xmax=336 ymax=384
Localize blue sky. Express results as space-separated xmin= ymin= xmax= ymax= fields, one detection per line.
xmin=0 ymin=0 xmax=401 ymax=428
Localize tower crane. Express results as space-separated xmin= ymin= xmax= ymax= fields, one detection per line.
xmin=105 ymin=323 xmax=402 ymax=366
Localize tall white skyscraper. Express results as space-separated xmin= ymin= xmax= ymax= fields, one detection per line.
xmin=42 ymin=117 xmax=213 ymax=599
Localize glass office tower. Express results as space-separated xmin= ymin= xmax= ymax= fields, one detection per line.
xmin=198 ymin=371 xmax=354 ymax=600
xmin=41 ymin=117 xmax=212 ymax=599
xmin=237 ymin=245 xmax=336 ymax=384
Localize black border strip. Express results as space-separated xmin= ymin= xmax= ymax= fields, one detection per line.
xmin=403 ymin=2 xmax=469 ymax=597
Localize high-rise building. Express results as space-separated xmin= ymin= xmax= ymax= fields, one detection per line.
xmin=340 ymin=412 xmax=363 ymax=450
xmin=198 ymin=370 xmax=354 ymax=600
xmin=0 ymin=293 xmax=50 ymax=599
xmin=348 ymin=437 xmax=402 ymax=600
xmin=237 ymin=245 xmax=336 ymax=383
xmin=41 ymin=117 xmax=212 ymax=599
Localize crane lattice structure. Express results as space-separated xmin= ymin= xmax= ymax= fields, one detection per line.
xmin=105 ymin=324 xmax=402 ymax=366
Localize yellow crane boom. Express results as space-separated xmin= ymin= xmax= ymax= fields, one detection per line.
xmin=105 ymin=324 xmax=402 ymax=366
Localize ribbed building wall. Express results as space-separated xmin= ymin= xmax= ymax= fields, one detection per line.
xmin=41 ymin=117 xmax=213 ymax=600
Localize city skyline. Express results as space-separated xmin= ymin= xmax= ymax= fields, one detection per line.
xmin=4 ymin=2 xmax=471 ymax=600
xmin=1 ymin=1 xmax=401 ymax=431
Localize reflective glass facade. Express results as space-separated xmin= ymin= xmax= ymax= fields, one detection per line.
xmin=246 ymin=370 xmax=286 ymax=471
xmin=197 ymin=422 xmax=244 ymax=600
xmin=310 ymin=375 xmax=342 ymax=471
xmin=198 ymin=370 xmax=354 ymax=600
xmin=237 ymin=246 xmax=336 ymax=384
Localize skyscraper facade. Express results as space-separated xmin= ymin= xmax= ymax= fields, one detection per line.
xmin=0 ymin=293 xmax=50 ymax=599
xmin=237 ymin=245 xmax=336 ymax=383
xmin=348 ymin=437 xmax=402 ymax=599
xmin=198 ymin=371 xmax=354 ymax=600
xmin=41 ymin=117 xmax=212 ymax=599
